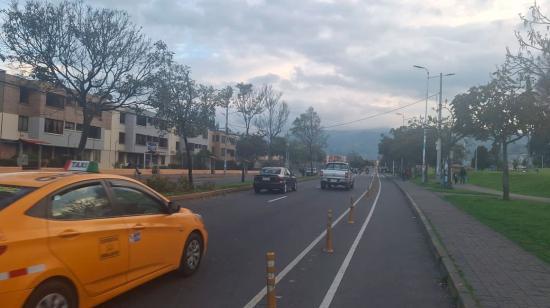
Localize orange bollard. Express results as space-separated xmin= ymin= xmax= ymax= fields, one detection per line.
xmin=266 ymin=252 xmax=276 ymax=308
xmin=348 ymin=196 xmax=355 ymax=224
xmin=324 ymin=209 xmax=334 ymax=253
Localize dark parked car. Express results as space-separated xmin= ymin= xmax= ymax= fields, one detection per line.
xmin=254 ymin=167 xmax=297 ymax=193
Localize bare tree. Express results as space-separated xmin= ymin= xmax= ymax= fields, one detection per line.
xmin=291 ymin=107 xmax=327 ymax=171
xmin=1 ymin=0 xmax=163 ymax=158
xmin=148 ymin=52 xmax=216 ymax=186
xmin=234 ymin=82 xmax=265 ymax=136
xmin=255 ymin=85 xmax=289 ymax=160
xmin=508 ymin=3 xmax=550 ymax=79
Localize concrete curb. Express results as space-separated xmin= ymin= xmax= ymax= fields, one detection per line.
xmin=169 ymin=176 xmax=319 ymax=202
xmin=391 ymin=178 xmax=478 ymax=308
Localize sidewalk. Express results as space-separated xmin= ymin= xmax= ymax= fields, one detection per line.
xmin=455 ymin=183 xmax=550 ymax=203
xmin=395 ymin=180 xmax=550 ymax=308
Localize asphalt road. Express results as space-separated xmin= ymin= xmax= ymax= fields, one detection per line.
xmin=100 ymin=174 xmax=451 ymax=308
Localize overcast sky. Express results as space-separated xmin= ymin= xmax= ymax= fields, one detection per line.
xmin=6 ymin=0 xmax=547 ymax=131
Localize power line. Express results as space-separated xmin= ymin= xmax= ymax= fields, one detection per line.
xmin=322 ymin=93 xmax=439 ymax=129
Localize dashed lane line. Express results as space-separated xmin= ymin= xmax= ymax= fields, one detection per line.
xmin=267 ymin=196 xmax=288 ymax=203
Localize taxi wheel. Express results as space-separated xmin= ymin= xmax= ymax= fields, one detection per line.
xmin=178 ymin=232 xmax=203 ymax=277
xmin=24 ymin=279 xmax=77 ymax=308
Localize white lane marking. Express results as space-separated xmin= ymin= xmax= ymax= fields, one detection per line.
xmin=267 ymin=196 xmax=288 ymax=203
xmin=318 ymin=175 xmax=382 ymax=308
xmin=243 ymin=175 xmax=373 ymax=308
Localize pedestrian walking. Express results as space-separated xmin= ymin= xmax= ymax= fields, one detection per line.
xmin=460 ymin=167 xmax=467 ymax=184
xmin=453 ymin=172 xmax=458 ymax=185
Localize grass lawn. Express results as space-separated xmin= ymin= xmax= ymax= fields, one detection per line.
xmin=468 ymin=169 xmax=550 ymax=198
xmin=445 ymin=194 xmax=550 ymax=264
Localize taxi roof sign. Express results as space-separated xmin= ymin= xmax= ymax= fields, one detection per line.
xmin=64 ymin=160 xmax=99 ymax=173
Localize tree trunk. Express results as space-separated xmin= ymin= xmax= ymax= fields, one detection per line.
xmin=183 ymin=135 xmax=194 ymax=186
xmin=241 ymin=162 xmax=245 ymax=182
xmin=76 ymin=110 xmax=93 ymax=160
xmin=502 ymin=141 xmax=510 ymax=201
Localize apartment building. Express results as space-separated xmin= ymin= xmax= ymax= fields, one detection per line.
xmin=111 ymin=109 xmax=178 ymax=168
xmin=0 ymin=70 xmax=240 ymax=170
xmin=209 ymin=130 xmax=238 ymax=162
xmin=0 ymin=71 xmax=112 ymax=168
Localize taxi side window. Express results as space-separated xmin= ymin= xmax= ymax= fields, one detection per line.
xmin=51 ymin=183 xmax=114 ymax=220
xmin=111 ymin=186 xmax=166 ymax=215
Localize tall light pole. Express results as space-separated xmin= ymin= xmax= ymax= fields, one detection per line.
xmin=395 ymin=112 xmax=405 ymax=127
xmin=413 ymin=65 xmax=429 ymax=183
xmin=435 ymin=72 xmax=455 ymax=179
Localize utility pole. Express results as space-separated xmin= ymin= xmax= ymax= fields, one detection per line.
xmin=224 ymin=100 xmax=229 ymax=175
xmin=436 ymin=73 xmax=443 ymax=179
xmin=422 ymin=72 xmax=429 ymax=183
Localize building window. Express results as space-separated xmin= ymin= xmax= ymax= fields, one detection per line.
xmin=136 ymin=134 xmax=147 ymax=145
xmin=227 ymin=149 xmax=235 ymax=157
xmin=18 ymin=115 xmax=29 ymax=132
xmin=159 ymin=138 xmax=168 ymax=148
xmin=46 ymin=93 xmax=65 ymax=109
xmin=64 ymin=121 xmax=75 ymax=130
xmin=160 ymin=156 xmax=166 ymax=165
xmin=221 ymin=148 xmax=225 ymax=156
xmin=20 ymin=87 xmax=30 ymax=104
xmin=136 ymin=115 xmax=147 ymax=126
xmin=76 ymin=123 xmax=83 ymax=131
xmin=120 ymin=113 xmax=126 ymax=124
xmin=88 ymin=126 xmax=101 ymax=139
xmin=221 ymin=136 xmax=226 ymax=143
xmin=119 ymin=132 xmax=125 ymax=144
xmin=44 ymin=118 xmax=64 ymax=134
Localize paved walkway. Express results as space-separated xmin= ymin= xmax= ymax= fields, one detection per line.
xmin=396 ymin=180 xmax=550 ymax=308
xmin=455 ymin=183 xmax=550 ymax=203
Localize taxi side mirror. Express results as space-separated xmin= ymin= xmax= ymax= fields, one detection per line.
xmin=167 ymin=201 xmax=180 ymax=214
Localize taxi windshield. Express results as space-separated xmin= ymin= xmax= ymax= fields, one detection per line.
xmin=0 ymin=185 xmax=35 ymax=211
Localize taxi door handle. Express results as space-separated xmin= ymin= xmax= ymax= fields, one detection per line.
xmin=58 ymin=230 xmax=81 ymax=238
xmin=132 ymin=224 xmax=146 ymax=230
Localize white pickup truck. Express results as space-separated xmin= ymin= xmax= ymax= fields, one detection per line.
xmin=320 ymin=162 xmax=355 ymax=190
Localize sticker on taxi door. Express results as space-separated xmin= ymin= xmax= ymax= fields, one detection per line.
xmin=99 ymin=236 xmax=120 ymax=260
xmin=129 ymin=231 xmax=141 ymax=243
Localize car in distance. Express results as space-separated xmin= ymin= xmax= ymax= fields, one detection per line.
xmin=0 ymin=172 xmax=207 ymax=308
xmin=305 ymin=168 xmax=318 ymax=176
xmin=254 ymin=167 xmax=297 ymax=193
xmin=320 ymin=162 xmax=355 ymax=190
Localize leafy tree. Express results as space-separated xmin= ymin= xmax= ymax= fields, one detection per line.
xmin=347 ymin=152 xmax=366 ymax=169
xmin=471 ymin=145 xmax=491 ymax=170
xmin=452 ymin=62 xmax=540 ymax=200
xmin=255 ymin=85 xmax=289 ymax=160
xmin=291 ymin=107 xmax=327 ymax=171
xmin=1 ymin=0 xmax=163 ymax=158
xmin=236 ymin=134 xmax=267 ymax=181
xmin=148 ymin=52 xmax=216 ymax=185
xmin=270 ymin=136 xmax=288 ymax=160
xmin=234 ymin=83 xmax=265 ymax=136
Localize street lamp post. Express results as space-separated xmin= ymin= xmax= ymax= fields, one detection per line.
xmin=435 ymin=72 xmax=455 ymax=179
xmin=395 ymin=112 xmax=405 ymax=127
xmin=413 ymin=65 xmax=429 ymax=183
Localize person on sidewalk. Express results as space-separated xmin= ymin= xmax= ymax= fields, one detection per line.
xmin=459 ymin=167 xmax=467 ymax=184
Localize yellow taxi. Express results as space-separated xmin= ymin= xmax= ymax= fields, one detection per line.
xmin=0 ymin=171 xmax=208 ymax=308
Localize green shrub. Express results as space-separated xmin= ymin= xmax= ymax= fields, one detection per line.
xmin=146 ymin=175 xmax=177 ymax=193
